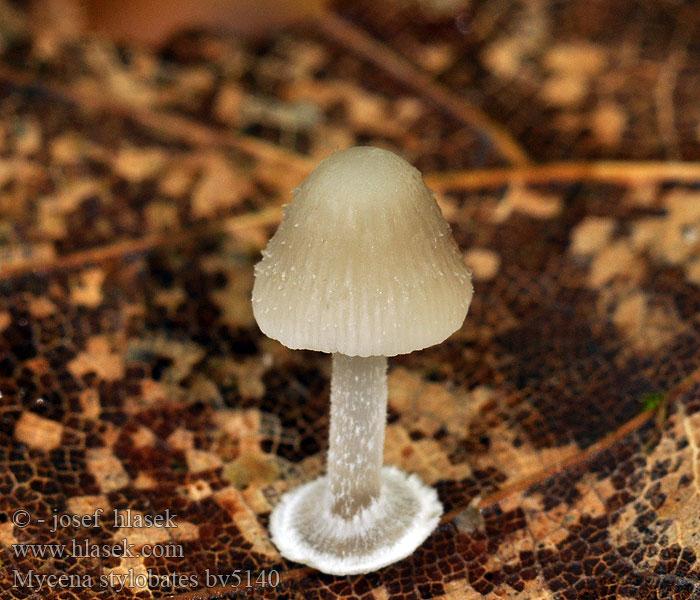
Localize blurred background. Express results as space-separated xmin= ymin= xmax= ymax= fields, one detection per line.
xmin=29 ymin=0 xmax=327 ymax=45
xmin=3 ymin=2 xmax=700 ymax=598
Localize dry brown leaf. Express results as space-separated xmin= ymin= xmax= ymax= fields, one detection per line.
xmin=2 ymin=2 xmax=700 ymax=599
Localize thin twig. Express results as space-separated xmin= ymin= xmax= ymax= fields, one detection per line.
xmin=0 ymin=208 xmax=281 ymax=281
xmin=443 ymin=369 xmax=700 ymax=519
xmin=0 ymin=65 xmax=315 ymax=175
xmin=135 ymin=108 xmax=315 ymax=174
xmin=439 ymin=409 xmax=656 ymax=525
xmin=315 ymin=12 xmax=530 ymax=166
xmin=424 ymin=160 xmax=700 ymax=190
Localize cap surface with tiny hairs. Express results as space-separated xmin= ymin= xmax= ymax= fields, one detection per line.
xmin=252 ymin=146 xmax=473 ymax=357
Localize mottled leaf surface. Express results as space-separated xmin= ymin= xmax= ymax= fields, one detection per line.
xmin=1 ymin=1 xmax=700 ymax=598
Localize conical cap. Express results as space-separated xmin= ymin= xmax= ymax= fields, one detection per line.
xmin=252 ymin=146 xmax=472 ymax=357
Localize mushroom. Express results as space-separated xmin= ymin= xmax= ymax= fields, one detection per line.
xmin=252 ymin=146 xmax=473 ymax=575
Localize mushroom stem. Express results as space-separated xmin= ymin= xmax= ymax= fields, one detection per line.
xmin=328 ymin=353 xmax=388 ymax=519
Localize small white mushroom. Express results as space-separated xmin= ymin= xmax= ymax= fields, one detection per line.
xmin=252 ymin=146 xmax=473 ymax=575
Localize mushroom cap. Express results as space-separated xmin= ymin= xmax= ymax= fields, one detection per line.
xmin=252 ymin=146 xmax=473 ymax=357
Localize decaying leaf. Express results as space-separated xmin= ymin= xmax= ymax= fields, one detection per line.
xmin=2 ymin=1 xmax=700 ymax=599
